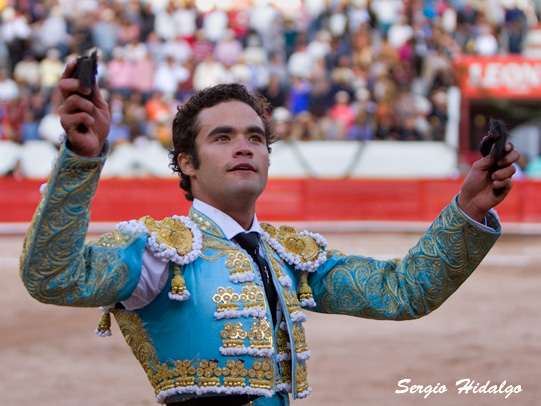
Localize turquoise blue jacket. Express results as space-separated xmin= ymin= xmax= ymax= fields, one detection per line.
xmin=20 ymin=143 xmax=500 ymax=405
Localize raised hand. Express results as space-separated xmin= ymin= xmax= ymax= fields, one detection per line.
xmin=457 ymin=142 xmax=520 ymax=222
xmin=58 ymin=60 xmax=111 ymax=158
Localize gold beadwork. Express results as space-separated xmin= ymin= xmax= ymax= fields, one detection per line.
xmin=141 ymin=216 xmax=193 ymax=256
xmin=213 ymin=287 xmax=240 ymax=312
xmin=225 ymin=252 xmax=252 ymax=275
xmin=220 ymin=319 xmax=274 ymax=350
xmin=213 ymin=284 xmax=266 ymax=313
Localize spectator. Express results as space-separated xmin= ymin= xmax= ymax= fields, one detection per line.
xmin=37 ymin=100 xmax=63 ymax=147
xmin=35 ymin=6 xmax=71 ymax=58
xmin=202 ymin=6 xmax=229 ymax=43
xmin=192 ymin=53 xmax=228 ymax=92
xmin=153 ymin=55 xmax=190 ymax=98
xmin=153 ymin=2 xmax=177 ymax=42
xmin=163 ymin=35 xmax=194 ymax=65
xmin=192 ymin=29 xmax=215 ymax=63
xmin=92 ymin=8 xmax=119 ymax=61
xmin=129 ymin=48 xmax=156 ymax=100
xmin=172 ymin=2 xmax=198 ymax=41
xmin=1 ymin=7 xmax=32 ymax=73
xmin=70 ymin=12 xmax=95 ymax=56
xmin=13 ymin=52 xmax=41 ymax=92
xmin=287 ymin=37 xmax=313 ymax=79
xmin=214 ymin=29 xmax=244 ymax=68
xmin=0 ymin=67 xmax=20 ymax=101
xmin=0 ymin=0 xmax=538 ymax=169
xmin=106 ymin=47 xmax=133 ymax=98
xmin=330 ymin=90 xmax=355 ymax=139
xmin=475 ymin=24 xmax=499 ymax=55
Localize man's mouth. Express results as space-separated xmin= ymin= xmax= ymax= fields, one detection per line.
xmin=230 ymin=163 xmax=256 ymax=172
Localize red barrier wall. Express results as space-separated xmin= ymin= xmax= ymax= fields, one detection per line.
xmin=2 ymin=177 xmax=540 ymax=224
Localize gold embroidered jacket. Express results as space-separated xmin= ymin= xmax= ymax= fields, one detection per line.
xmin=20 ymin=143 xmax=501 ymax=404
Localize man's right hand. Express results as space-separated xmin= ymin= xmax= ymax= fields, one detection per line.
xmin=58 ymin=60 xmax=111 ymax=158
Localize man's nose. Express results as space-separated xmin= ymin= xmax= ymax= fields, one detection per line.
xmin=234 ymin=136 xmax=253 ymax=156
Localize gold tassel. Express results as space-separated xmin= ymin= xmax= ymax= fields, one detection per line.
xmin=95 ymin=311 xmax=112 ymax=337
xmin=298 ymin=272 xmax=314 ymax=303
xmin=170 ymin=264 xmax=186 ymax=296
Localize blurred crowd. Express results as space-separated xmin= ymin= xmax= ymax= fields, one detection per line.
xmin=0 ymin=0 xmax=540 ymax=152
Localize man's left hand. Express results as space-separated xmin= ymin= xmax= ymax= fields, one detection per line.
xmin=457 ymin=142 xmax=521 ymax=223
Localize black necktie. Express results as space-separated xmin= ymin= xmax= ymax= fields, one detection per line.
xmin=234 ymin=232 xmax=277 ymax=324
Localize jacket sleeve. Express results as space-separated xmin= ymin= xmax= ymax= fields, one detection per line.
xmin=308 ymin=198 xmax=500 ymax=320
xmin=19 ymin=142 xmax=146 ymax=307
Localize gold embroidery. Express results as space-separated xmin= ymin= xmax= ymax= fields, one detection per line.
xmin=276 ymin=327 xmax=289 ymax=356
xmin=282 ymin=289 xmax=302 ymax=316
xmin=279 ymin=361 xmax=292 ymax=385
xmin=292 ymin=324 xmax=307 ymax=354
xmin=316 ymin=201 xmax=500 ymax=320
xmin=295 ymin=363 xmax=309 ymax=394
xmin=141 ymin=216 xmax=192 ymax=256
xmin=89 ymin=231 xmax=137 ymax=247
xmin=190 ymin=209 xmax=225 ymax=238
xmin=113 ymin=310 xmax=275 ymax=395
xmin=268 ymin=255 xmax=287 ymax=280
xmin=20 ymin=145 xmax=135 ymax=306
xmin=201 ymin=234 xmax=233 ymax=251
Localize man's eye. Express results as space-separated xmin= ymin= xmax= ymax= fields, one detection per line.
xmin=216 ymin=135 xmax=229 ymax=141
xmin=250 ymin=135 xmax=264 ymax=143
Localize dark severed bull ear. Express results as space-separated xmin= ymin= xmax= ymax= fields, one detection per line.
xmin=70 ymin=49 xmax=98 ymax=133
xmin=70 ymin=49 xmax=98 ymax=100
xmin=479 ymin=118 xmax=510 ymax=173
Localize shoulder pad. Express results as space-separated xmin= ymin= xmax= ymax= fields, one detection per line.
xmin=261 ymin=223 xmax=324 ymax=264
xmin=140 ymin=215 xmax=194 ymax=256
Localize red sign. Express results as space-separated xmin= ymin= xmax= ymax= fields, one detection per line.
xmin=455 ymin=56 xmax=541 ymax=99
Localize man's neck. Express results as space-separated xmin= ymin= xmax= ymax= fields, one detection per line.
xmin=192 ymin=199 xmax=260 ymax=238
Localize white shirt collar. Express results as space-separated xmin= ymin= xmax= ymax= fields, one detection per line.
xmin=192 ymin=198 xmax=261 ymax=240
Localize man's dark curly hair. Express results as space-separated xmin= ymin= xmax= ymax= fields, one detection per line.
xmin=169 ymin=83 xmax=275 ymax=201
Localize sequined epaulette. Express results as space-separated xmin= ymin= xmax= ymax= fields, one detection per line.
xmin=97 ymin=215 xmax=204 ymax=336
xmin=260 ymin=223 xmax=328 ymax=308
xmin=117 ymin=215 xmax=203 ymax=266
xmin=117 ymin=215 xmax=203 ymax=302
xmin=260 ymin=223 xmax=327 ymax=271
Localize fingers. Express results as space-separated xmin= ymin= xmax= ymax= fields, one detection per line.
xmin=60 ymin=110 xmax=95 ymax=135
xmin=492 ymin=177 xmax=513 ymax=194
xmin=59 ymin=91 xmax=96 ymax=136
xmin=497 ymin=142 xmax=520 ymax=168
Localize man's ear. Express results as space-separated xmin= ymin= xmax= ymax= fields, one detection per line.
xmin=178 ymin=153 xmax=196 ymax=176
